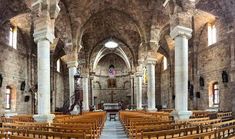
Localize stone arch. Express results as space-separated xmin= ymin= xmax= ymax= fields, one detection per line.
xmin=77 ymin=8 xmax=145 ymax=51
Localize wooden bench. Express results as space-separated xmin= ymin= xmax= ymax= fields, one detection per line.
xmin=140 ymin=126 xmax=199 ymax=139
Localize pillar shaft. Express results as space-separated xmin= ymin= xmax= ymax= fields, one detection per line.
xmin=37 ymin=40 xmax=51 ymax=115
xmin=136 ymin=73 xmax=142 ymax=110
xmin=147 ymin=60 xmax=156 ymax=111
xmin=170 ymin=25 xmax=193 ymax=120
xmin=68 ymin=66 xmax=77 ymax=106
xmin=130 ymin=76 xmax=135 ymax=105
xmin=174 ymin=36 xmax=188 ymax=111
xmin=89 ymin=77 xmax=94 ymax=106
xmin=83 ymin=77 xmax=89 ymax=111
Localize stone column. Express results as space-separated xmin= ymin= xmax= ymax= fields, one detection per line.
xmin=170 ymin=26 xmax=193 ymax=120
xmin=82 ymin=75 xmax=89 ymax=111
xmin=67 ymin=61 xmax=78 ymax=106
xmin=34 ymin=39 xmax=54 ymax=121
xmin=61 ymin=53 xmax=78 ymax=113
xmin=146 ymin=58 xmax=157 ymax=111
xmin=89 ymin=74 xmax=95 ymax=106
xmin=136 ymin=72 xmax=143 ymax=110
xmin=32 ymin=0 xmax=60 ymax=122
xmin=130 ymin=74 xmax=135 ymax=105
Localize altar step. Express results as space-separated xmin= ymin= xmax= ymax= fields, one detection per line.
xmin=100 ymin=115 xmax=128 ymax=139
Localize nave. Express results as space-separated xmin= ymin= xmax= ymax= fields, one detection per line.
xmin=0 ymin=0 xmax=234 ymax=139
xmin=100 ymin=115 xmax=128 ymax=139
xmin=0 ymin=110 xmax=234 ymax=139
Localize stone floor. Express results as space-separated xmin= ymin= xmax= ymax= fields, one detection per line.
xmin=100 ymin=113 xmax=128 ymax=139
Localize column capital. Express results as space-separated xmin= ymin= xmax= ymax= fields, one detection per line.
xmin=170 ymin=26 xmax=192 ymax=40
xmin=135 ymin=72 xmax=143 ymax=77
xmin=61 ymin=53 xmax=78 ymax=68
xmin=33 ymin=23 xmax=55 ymax=43
xmin=32 ymin=0 xmax=60 ymax=43
xmin=32 ymin=0 xmax=60 ymax=19
xmin=66 ymin=61 xmax=78 ymax=68
xmin=145 ymin=51 xmax=158 ymax=65
xmin=146 ymin=57 xmax=157 ymax=65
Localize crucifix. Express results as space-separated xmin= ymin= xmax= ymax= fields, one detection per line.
xmin=109 ymin=91 xmax=116 ymax=103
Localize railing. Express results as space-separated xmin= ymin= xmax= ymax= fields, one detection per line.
xmin=62 ymin=88 xmax=83 ymax=114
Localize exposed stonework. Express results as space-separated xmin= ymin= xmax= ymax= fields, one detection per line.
xmin=0 ymin=0 xmax=234 ymax=116
xmin=92 ymin=54 xmax=131 ymax=106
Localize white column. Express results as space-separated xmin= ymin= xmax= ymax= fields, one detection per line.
xmin=89 ymin=75 xmax=95 ymax=106
xmin=130 ymin=75 xmax=135 ymax=105
xmin=33 ymin=27 xmax=56 ymax=122
xmin=82 ymin=75 xmax=89 ymax=111
xmin=37 ymin=40 xmax=51 ymax=115
xmin=67 ymin=61 xmax=78 ymax=107
xmin=136 ymin=73 xmax=143 ymax=110
xmin=170 ymin=26 xmax=193 ymax=120
xmin=146 ymin=59 xmax=157 ymax=111
xmin=32 ymin=0 xmax=60 ymax=122
xmin=33 ymin=35 xmax=55 ymax=122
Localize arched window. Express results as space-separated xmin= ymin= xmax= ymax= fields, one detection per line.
xmin=212 ymin=82 xmax=219 ymax=106
xmin=163 ymin=56 xmax=167 ymax=70
xmin=56 ymin=59 xmax=60 ymax=72
xmin=208 ymin=23 xmax=216 ymax=46
xmin=5 ymin=86 xmax=11 ymax=109
xmin=9 ymin=26 xmax=17 ymax=49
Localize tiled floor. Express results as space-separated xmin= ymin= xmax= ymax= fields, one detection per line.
xmin=100 ymin=114 xmax=128 ymax=139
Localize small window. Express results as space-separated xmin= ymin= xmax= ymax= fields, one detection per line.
xmin=5 ymin=87 xmax=11 ymax=109
xmin=56 ymin=59 xmax=60 ymax=72
xmin=208 ymin=23 xmax=216 ymax=46
xmin=9 ymin=26 xmax=17 ymax=49
xmin=212 ymin=82 xmax=219 ymax=106
xmin=163 ymin=56 xmax=167 ymax=70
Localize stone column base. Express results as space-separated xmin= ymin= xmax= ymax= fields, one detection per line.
xmin=33 ymin=114 xmax=55 ymax=122
xmin=171 ymin=110 xmax=192 ymax=120
xmin=147 ymin=108 xmax=158 ymax=112
xmin=137 ymin=107 xmax=143 ymax=110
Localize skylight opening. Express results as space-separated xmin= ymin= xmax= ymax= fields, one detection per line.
xmin=104 ymin=40 xmax=118 ymax=49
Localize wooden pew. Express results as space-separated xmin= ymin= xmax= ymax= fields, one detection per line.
xmin=140 ymin=126 xmax=199 ymax=139
xmin=175 ymin=131 xmax=215 ymax=139
xmin=0 ymin=127 xmax=86 ymax=139
xmin=0 ymin=112 xmax=106 ymax=139
xmin=217 ymin=112 xmax=233 ymax=121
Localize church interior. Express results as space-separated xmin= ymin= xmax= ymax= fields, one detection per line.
xmin=0 ymin=0 xmax=234 ymax=138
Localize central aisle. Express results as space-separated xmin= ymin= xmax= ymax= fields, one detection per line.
xmin=100 ymin=114 xmax=128 ymax=139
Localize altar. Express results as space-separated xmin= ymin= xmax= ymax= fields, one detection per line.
xmin=103 ymin=103 xmax=121 ymax=112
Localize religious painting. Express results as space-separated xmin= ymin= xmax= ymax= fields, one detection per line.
xmin=107 ymin=78 xmax=116 ymax=88
xmin=108 ymin=64 xmax=116 ymax=78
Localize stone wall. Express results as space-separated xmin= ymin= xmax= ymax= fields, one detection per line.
xmin=0 ymin=21 xmax=68 ymax=115
xmin=0 ymin=22 xmax=35 ymax=115
xmin=195 ymin=40 xmax=231 ymax=111
xmin=92 ymin=54 xmax=132 ymax=106
xmin=192 ymin=17 xmax=232 ymax=111
xmin=158 ymin=16 xmax=233 ymax=112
